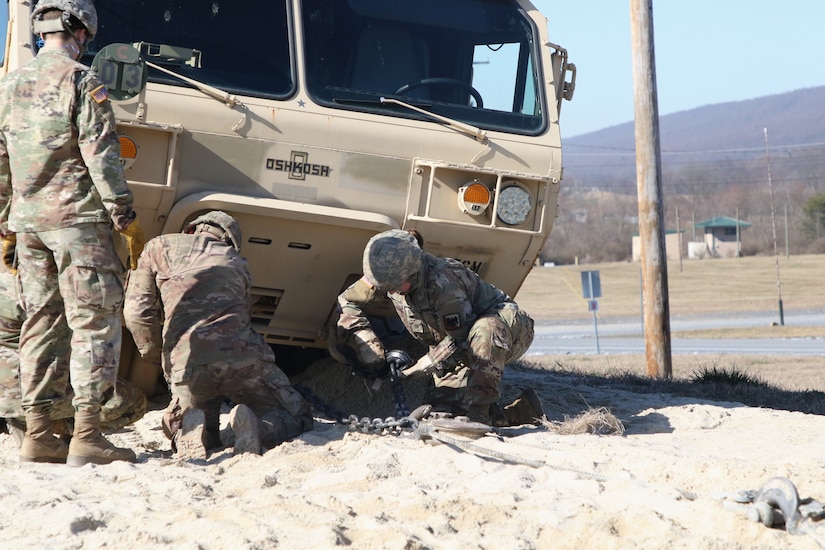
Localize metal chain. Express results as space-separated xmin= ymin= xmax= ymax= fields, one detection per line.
xmin=294 ymin=383 xmax=348 ymax=423
xmin=388 ymin=364 xmax=411 ymax=418
xmin=293 ymin=381 xmax=417 ymax=435
xmin=344 ymin=415 xmax=418 ymax=435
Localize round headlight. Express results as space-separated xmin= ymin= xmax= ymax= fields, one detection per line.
xmin=496 ymin=185 xmax=532 ymax=225
xmin=457 ymin=181 xmax=492 ymax=216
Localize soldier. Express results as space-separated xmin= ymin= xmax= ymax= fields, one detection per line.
xmin=0 ymin=269 xmax=147 ymax=444
xmin=123 ymin=211 xmax=314 ymax=459
xmin=0 ymin=0 xmax=145 ymax=465
xmin=337 ymin=229 xmax=544 ymax=426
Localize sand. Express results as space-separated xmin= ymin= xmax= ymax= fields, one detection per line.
xmin=1 ymin=358 xmax=823 ymax=550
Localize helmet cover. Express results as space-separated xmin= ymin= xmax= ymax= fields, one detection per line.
xmin=31 ymin=0 xmax=98 ymax=38
xmin=184 ymin=210 xmax=243 ymax=251
xmin=362 ymin=230 xmax=422 ymax=290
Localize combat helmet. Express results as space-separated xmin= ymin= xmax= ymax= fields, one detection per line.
xmin=363 ymin=229 xmax=423 ymax=290
xmin=31 ymin=0 xmax=98 ymax=39
xmin=184 ymin=211 xmax=243 ymax=252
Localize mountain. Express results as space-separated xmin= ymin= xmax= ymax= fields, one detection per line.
xmin=561 ymin=86 xmax=825 ymax=188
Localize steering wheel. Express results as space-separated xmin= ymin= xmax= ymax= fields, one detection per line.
xmin=394 ymin=78 xmax=484 ymax=108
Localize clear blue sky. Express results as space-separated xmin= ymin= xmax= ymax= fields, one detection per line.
xmin=537 ymin=1 xmax=825 ymax=138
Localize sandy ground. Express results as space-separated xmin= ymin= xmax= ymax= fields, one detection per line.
xmin=1 ymin=359 xmax=824 ymax=550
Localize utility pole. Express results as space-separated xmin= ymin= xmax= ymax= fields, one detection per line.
xmin=630 ymin=0 xmax=672 ymax=378
xmin=764 ymin=128 xmax=784 ymax=325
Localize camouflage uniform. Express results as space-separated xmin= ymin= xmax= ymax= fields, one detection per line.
xmin=123 ymin=222 xmax=313 ymax=449
xmin=0 ymin=44 xmax=136 ymax=417
xmin=0 ymin=269 xmax=146 ymax=432
xmin=338 ymin=231 xmax=534 ymax=418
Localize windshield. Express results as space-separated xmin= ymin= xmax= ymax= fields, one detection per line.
xmin=301 ymin=0 xmax=547 ymax=135
xmin=30 ymin=1 xmax=544 ymax=134
xmin=79 ymin=0 xmax=293 ymax=99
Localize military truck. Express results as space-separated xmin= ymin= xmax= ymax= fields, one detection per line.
xmin=2 ymin=0 xmax=574 ymax=391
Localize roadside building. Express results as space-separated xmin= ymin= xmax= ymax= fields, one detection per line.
xmin=689 ymin=216 xmax=751 ymax=259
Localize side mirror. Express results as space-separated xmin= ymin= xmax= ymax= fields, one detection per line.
xmin=92 ymin=44 xmax=148 ymax=101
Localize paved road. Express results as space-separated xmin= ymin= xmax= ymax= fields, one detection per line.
xmin=528 ymin=310 xmax=825 ymax=356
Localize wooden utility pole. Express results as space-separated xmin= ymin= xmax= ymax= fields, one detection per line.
xmin=629 ymin=0 xmax=672 ymax=378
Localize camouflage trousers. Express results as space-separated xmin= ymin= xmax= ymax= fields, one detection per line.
xmin=0 ymin=343 xmax=146 ymax=429
xmin=424 ymin=305 xmax=534 ymax=413
xmin=16 ymin=224 xmax=124 ymax=414
xmin=162 ymin=357 xmax=313 ymax=448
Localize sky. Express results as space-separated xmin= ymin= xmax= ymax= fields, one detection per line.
xmin=4 ymin=2 xmax=823 ymax=140
xmin=535 ymin=1 xmax=825 ymax=138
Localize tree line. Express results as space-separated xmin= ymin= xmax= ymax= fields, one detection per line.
xmin=541 ymin=144 xmax=825 ymax=264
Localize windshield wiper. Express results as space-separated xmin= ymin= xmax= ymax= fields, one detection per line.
xmin=334 ymin=96 xmax=487 ymax=143
xmin=379 ymin=97 xmax=488 ymax=143
xmin=145 ymin=60 xmax=248 ymax=131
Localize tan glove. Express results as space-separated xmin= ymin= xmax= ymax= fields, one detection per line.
xmin=117 ymin=216 xmax=146 ymax=270
xmin=2 ymin=233 xmax=16 ymax=275
xmin=352 ymin=329 xmax=386 ymax=372
xmin=398 ymin=335 xmax=461 ymax=378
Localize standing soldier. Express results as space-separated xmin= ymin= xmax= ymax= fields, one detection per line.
xmin=0 ymin=268 xmax=147 ymax=444
xmin=337 ymin=229 xmax=544 ymax=426
xmin=123 ymin=211 xmax=313 ymax=459
xmin=0 ymin=0 xmax=145 ymax=465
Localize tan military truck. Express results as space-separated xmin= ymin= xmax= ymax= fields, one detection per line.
xmin=2 ymin=0 xmax=574 ymax=392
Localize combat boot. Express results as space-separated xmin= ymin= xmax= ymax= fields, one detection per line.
xmin=231 ymin=404 xmax=261 ymax=455
xmin=20 ymin=410 xmax=69 ymax=463
xmin=175 ymin=407 xmax=208 ymax=460
xmin=502 ymin=387 xmax=546 ymax=426
xmin=67 ymin=409 xmax=137 ymax=467
xmin=466 ymin=404 xmax=492 ymax=425
xmin=258 ymin=409 xmax=312 ymax=450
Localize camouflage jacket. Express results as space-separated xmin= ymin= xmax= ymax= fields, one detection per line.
xmin=123 ymin=233 xmax=274 ymax=383
xmin=0 ymin=47 xmax=134 ymax=235
xmin=338 ymin=252 xmax=515 ymax=346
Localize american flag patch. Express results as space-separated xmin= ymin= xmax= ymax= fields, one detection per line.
xmin=90 ymin=85 xmax=109 ymax=104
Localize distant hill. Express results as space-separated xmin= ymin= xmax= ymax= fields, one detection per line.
xmin=562 ymin=86 xmax=825 ymax=189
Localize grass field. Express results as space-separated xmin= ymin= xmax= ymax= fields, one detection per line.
xmin=516 ymin=253 xmax=825 ymax=323
xmin=514 ymin=254 xmax=825 ymax=393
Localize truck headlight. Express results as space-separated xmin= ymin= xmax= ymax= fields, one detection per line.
xmin=496 ymin=184 xmax=532 ymax=225
xmin=457 ymin=180 xmax=492 ymax=216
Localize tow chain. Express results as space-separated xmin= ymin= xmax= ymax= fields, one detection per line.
xmin=293 ymin=350 xmax=416 ymax=435
xmin=388 ymin=360 xmax=411 ymax=418
xmin=294 ymin=371 xmax=417 ymax=436
xmin=294 ymin=368 xmax=604 ymax=471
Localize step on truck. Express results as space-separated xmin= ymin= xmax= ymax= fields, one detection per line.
xmin=2 ymin=0 xmax=575 ymax=393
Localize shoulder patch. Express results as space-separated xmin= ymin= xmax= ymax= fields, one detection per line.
xmin=90 ymin=84 xmax=109 ymax=104
xmin=443 ymin=313 xmax=462 ymax=331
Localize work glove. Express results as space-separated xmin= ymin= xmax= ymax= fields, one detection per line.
xmin=2 ymin=233 xmax=16 ymax=275
xmin=352 ymin=329 xmax=387 ymax=376
xmin=116 ymin=216 xmax=146 ymax=270
xmin=397 ymin=335 xmax=461 ymax=379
